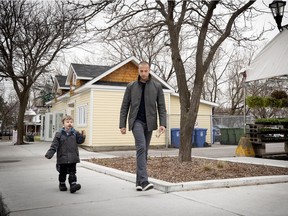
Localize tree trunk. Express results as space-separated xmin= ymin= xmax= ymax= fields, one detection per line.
xmin=170 ymin=47 xmax=192 ymax=162
xmin=15 ymin=91 xmax=30 ymax=145
xmin=179 ymin=112 xmax=193 ymax=162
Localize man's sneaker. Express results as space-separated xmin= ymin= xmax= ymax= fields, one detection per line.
xmin=70 ymin=183 xmax=81 ymax=193
xmin=141 ymin=181 xmax=153 ymax=191
xmin=136 ymin=182 xmax=142 ymax=191
xmin=59 ymin=183 xmax=67 ymax=191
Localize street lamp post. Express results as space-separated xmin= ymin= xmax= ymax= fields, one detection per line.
xmin=269 ymin=0 xmax=286 ymax=31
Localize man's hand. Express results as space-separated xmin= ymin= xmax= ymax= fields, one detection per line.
xmin=120 ymin=127 xmax=126 ymax=134
xmin=156 ymin=126 xmax=166 ymax=137
xmin=159 ymin=126 xmax=166 ymax=133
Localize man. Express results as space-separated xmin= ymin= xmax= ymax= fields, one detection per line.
xmin=119 ymin=61 xmax=167 ymax=191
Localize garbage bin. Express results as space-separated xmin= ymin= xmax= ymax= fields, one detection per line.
xmin=194 ymin=128 xmax=207 ymax=147
xmin=220 ymin=128 xmax=229 ymax=144
xmin=227 ymin=128 xmax=236 ymax=145
xmin=192 ymin=130 xmax=195 ymax=146
xmin=234 ymin=128 xmax=244 ymax=145
xmin=171 ymin=128 xmax=195 ymax=148
xmin=171 ymin=128 xmax=180 ymax=148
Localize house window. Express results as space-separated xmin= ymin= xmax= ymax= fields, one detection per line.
xmin=77 ymin=105 xmax=87 ymax=126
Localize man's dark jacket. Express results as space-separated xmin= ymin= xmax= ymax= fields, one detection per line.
xmin=119 ymin=76 xmax=167 ymax=131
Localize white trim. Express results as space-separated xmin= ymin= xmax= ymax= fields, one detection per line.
xmin=89 ymin=85 xmax=128 ymax=91
xmin=149 ymin=70 xmax=175 ymax=92
xmin=59 ymin=87 xmax=70 ymax=90
xmin=200 ymin=99 xmax=219 ymax=107
xmin=166 ymin=92 xmax=171 ymax=147
xmin=89 ymin=89 xmax=94 ymax=145
xmin=77 ymin=104 xmax=88 ymax=127
xmin=75 ymin=83 xmax=174 ymax=93
xmin=171 ymin=93 xmax=219 ymax=107
xmin=65 ymin=64 xmax=74 ymax=85
xmin=77 ymin=76 xmax=93 ymax=80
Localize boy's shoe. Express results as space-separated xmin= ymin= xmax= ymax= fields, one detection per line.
xmin=59 ymin=183 xmax=67 ymax=191
xmin=70 ymin=183 xmax=81 ymax=193
xmin=141 ymin=181 xmax=153 ymax=191
xmin=136 ymin=182 xmax=142 ymax=191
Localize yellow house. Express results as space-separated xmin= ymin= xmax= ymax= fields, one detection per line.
xmin=43 ymin=56 xmax=218 ymax=151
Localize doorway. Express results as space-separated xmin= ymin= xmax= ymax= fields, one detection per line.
xmin=42 ymin=112 xmax=64 ymax=141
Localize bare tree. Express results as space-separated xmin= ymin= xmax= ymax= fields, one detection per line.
xmin=80 ymin=1 xmax=268 ymax=161
xmin=0 ymin=0 xmax=106 ymax=144
xmin=0 ymin=93 xmax=18 ymax=139
xmin=97 ymin=19 xmax=176 ymax=85
xmin=202 ymin=47 xmax=231 ymax=105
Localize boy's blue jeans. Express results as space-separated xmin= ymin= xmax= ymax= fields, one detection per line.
xmin=132 ymin=120 xmax=153 ymax=185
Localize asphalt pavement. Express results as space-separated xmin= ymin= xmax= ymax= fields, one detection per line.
xmin=0 ymin=140 xmax=288 ymax=216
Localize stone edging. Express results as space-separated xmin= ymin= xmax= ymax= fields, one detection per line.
xmin=80 ymin=160 xmax=288 ymax=193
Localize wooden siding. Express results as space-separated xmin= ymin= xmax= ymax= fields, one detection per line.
xmin=100 ymin=62 xmax=138 ymax=83
xmin=76 ymin=79 xmax=87 ymax=88
xmin=50 ymin=90 xmax=213 ymax=147
xmin=90 ymin=89 xmax=167 ymax=147
xmin=73 ymin=91 xmax=90 ymax=146
xmin=50 ymin=102 xmax=67 ymax=114
xmin=61 ymin=89 xmax=69 ymax=95
xmin=50 ymin=91 xmax=91 ymax=145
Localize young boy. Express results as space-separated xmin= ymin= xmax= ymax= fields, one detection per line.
xmin=45 ymin=115 xmax=85 ymax=193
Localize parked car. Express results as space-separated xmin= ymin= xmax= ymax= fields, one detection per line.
xmin=0 ymin=131 xmax=13 ymax=136
xmin=213 ymin=125 xmax=228 ymax=142
xmin=213 ymin=127 xmax=221 ymax=142
xmin=214 ymin=124 xmax=228 ymax=129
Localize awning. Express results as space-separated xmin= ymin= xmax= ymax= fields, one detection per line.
xmin=245 ymin=27 xmax=288 ymax=82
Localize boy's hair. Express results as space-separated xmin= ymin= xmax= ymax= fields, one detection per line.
xmin=62 ymin=115 xmax=73 ymax=124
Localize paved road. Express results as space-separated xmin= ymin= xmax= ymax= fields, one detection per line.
xmin=0 ymin=141 xmax=288 ymax=216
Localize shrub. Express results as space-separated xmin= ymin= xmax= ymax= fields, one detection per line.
xmin=264 ymin=97 xmax=282 ymax=108
xmin=271 ymin=90 xmax=287 ymax=99
xmin=246 ymin=96 xmax=264 ymax=108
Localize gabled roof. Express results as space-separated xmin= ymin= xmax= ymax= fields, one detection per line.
xmin=55 ymin=75 xmax=69 ymax=89
xmin=76 ymin=56 xmax=175 ymax=93
xmin=66 ymin=63 xmax=113 ymax=85
xmin=71 ymin=63 xmax=113 ymax=78
xmin=48 ymin=56 xmax=218 ymax=108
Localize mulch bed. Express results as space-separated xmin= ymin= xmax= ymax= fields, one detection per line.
xmin=86 ymin=156 xmax=288 ymax=183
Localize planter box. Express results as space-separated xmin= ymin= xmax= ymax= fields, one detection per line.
xmin=260 ymin=137 xmax=288 ymax=143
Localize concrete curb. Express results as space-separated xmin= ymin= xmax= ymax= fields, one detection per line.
xmin=80 ymin=160 xmax=288 ymax=193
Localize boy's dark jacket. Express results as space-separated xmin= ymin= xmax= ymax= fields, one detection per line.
xmin=45 ymin=128 xmax=85 ymax=164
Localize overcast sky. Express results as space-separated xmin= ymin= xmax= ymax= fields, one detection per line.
xmin=2 ymin=0 xmax=288 ymax=99
xmin=61 ymin=0 xmax=288 ymax=68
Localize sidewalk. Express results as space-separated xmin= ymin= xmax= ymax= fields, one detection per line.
xmin=0 ymin=140 xmax=288 ymax=216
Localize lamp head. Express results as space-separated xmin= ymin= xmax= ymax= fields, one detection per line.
xmin=269 ymin=0 xmax=286 ymax=31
